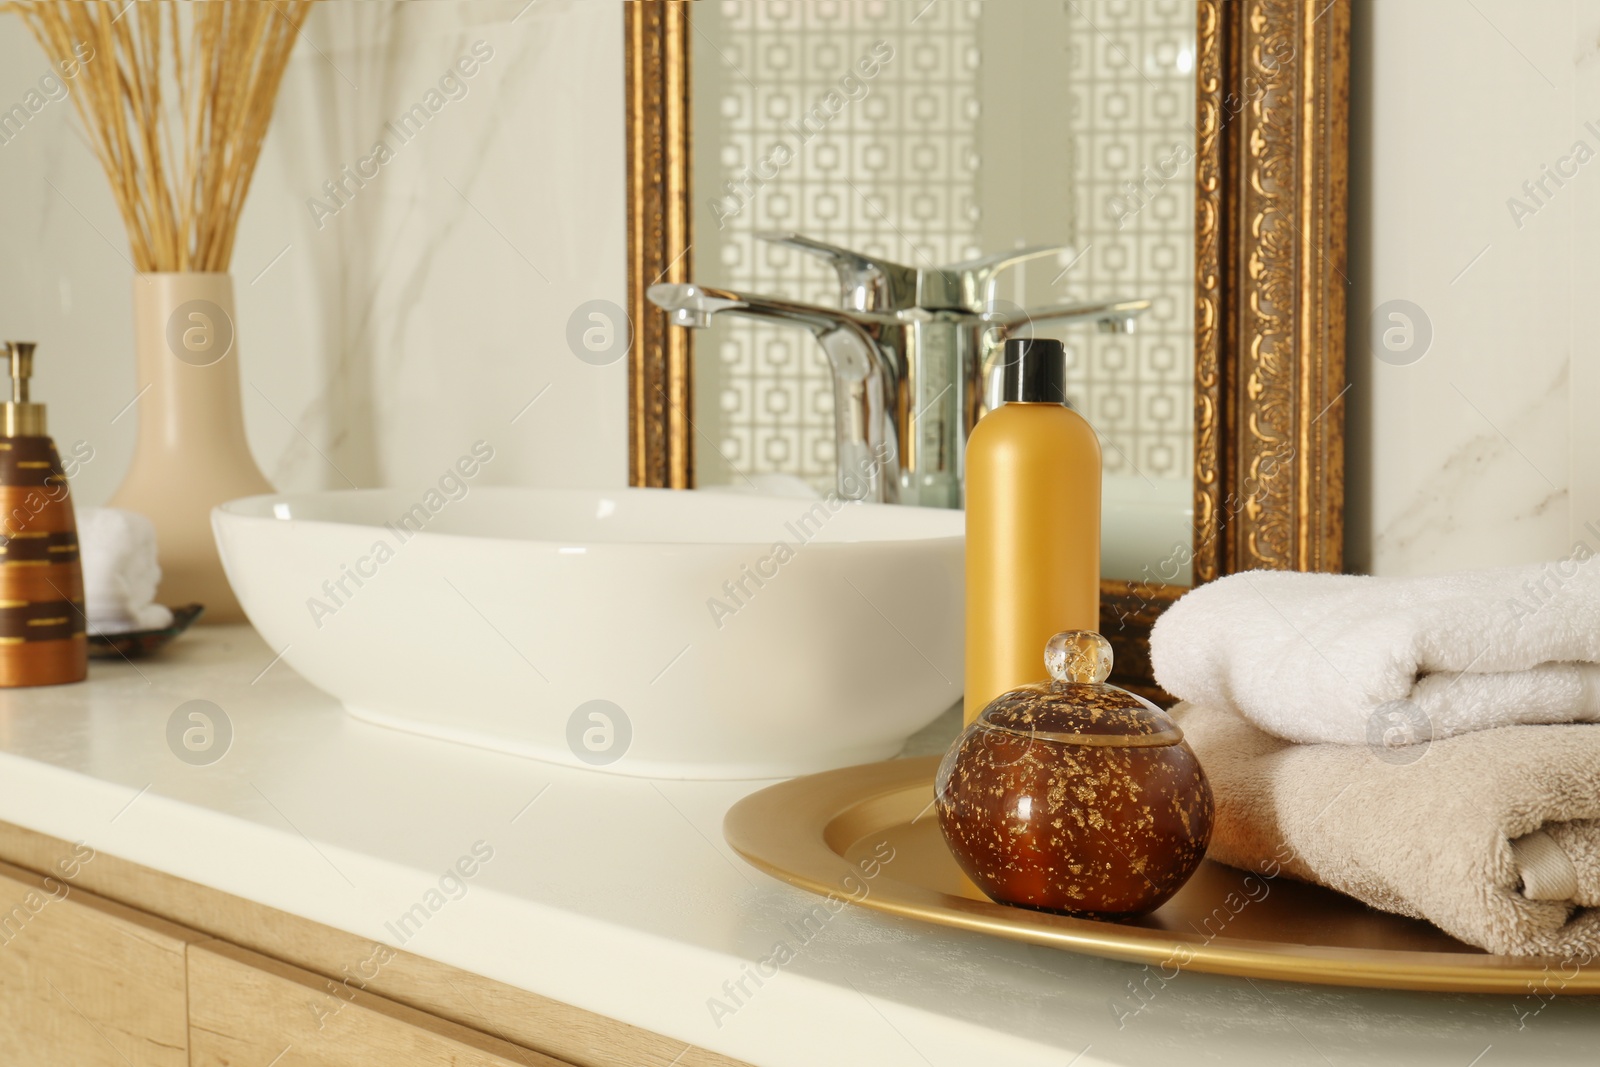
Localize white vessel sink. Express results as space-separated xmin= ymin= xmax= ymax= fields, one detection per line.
xmin=213 ymin=487 xmax=963 ymax=778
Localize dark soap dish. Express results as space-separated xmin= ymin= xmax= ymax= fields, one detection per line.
xmin=88 ymin=603 xmax=204 ymax=660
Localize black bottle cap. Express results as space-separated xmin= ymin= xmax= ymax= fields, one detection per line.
xmin=1001 ymin=337 xmax=1066 ymax=404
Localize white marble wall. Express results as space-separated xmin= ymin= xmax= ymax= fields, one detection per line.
xmin=1347 ymin=0 xmax=1599 ymax=575
xmin=0 ymin=0 xmax=626 ymax=507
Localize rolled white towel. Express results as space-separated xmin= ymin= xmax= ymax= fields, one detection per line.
xmin=1150 ymin=563 xmax=1600 ymax=745
xmin=77 ymin=507 xmax=173 ymax=634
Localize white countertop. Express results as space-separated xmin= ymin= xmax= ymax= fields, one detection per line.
xmin=1 ymin=627 xmax=1596 ymax=1067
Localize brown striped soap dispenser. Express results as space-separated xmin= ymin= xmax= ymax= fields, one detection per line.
xmin=0 ymin=342 xmax=86 ymax=686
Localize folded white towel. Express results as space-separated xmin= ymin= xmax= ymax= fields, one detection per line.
xmin=1150 ymin=563 xmax=1600 ymax=745
xmin=78 ymin=507 xmax=173 ymax=634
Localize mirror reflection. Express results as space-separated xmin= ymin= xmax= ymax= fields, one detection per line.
xmin=670 ymin=0 xmax=1196 ymax=583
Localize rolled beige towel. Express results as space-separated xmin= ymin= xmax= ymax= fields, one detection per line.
xmin=1177 ymin=702 xmax=1600 ymax=956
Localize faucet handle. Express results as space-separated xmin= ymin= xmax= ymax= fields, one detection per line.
xmin=755 ymin=232 xmax=920 ymax=313
xmin=923 ymin=245 xmax=1076 ymax=313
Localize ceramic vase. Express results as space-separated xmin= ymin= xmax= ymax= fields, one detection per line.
xmin=108 ymin=273 xmax=273 ymax=623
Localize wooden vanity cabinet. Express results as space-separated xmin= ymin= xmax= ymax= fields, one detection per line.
xmin=0 ymin=858 xmax=191 ymax=1067
xmin=0 ymin=825 xmax=747 ymax=1067
xmin=0 ymin=857 xmax=563 ymax=1067
xmin=187 ymin=941 xmax=564 ymax=1066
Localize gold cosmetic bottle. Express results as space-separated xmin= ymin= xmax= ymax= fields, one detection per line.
xmin=963 ymin=337 xmax=1100 ymax=723
xmin=0 ymin=342 xmax=87 ymax=686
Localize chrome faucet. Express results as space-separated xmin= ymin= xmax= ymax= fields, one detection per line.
xmin=648 ymin=233 xmax=1150 ymax=507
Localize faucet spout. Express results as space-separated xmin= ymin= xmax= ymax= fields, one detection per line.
xmin=650 ymin=235 xmax=1158 ymax=510
xmin=647 ymin=283 xmax=905 ymax=503
xmin=652 ymin=287 xmax=742 ymax=329
xmin=985 ymin=297 xmax=1152 ymax=336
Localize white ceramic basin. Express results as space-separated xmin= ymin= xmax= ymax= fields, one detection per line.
xmin=213 ymin=488 xmax=963 ymax=778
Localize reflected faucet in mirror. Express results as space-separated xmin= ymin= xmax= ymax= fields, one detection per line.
xmin=648 ymin=232 xmax=1150 ymax=507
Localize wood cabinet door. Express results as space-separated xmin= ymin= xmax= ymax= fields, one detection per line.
xmin=188 ymin=940 xmax=571 ymax=1067
xmin=0 ymin=856 xmax=193 ymax=1066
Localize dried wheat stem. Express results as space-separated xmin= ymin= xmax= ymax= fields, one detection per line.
xmin=6 ymin=0 xmax=315 ymax=273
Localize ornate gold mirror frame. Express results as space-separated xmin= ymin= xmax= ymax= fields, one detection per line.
xmin=623 ymin=0 xmax=1349 ymax=697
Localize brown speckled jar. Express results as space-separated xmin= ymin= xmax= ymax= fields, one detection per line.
xmin=936 ymin=631 xmax=1212 ymax=919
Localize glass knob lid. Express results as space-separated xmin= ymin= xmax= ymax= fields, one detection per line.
xmin=1044 ymin=630 xmax=1112 ymax=686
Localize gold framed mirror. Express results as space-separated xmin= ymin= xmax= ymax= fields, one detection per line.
xmin=623 ymin=0 xmax=1348 ymax=698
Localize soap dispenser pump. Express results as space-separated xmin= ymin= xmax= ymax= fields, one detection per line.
xmin=0 ymin=342 xmax=86 ymax=686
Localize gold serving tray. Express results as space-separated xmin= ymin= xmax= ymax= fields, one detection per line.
xmin=724 ymin=755 xmax=1600 ymax=994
